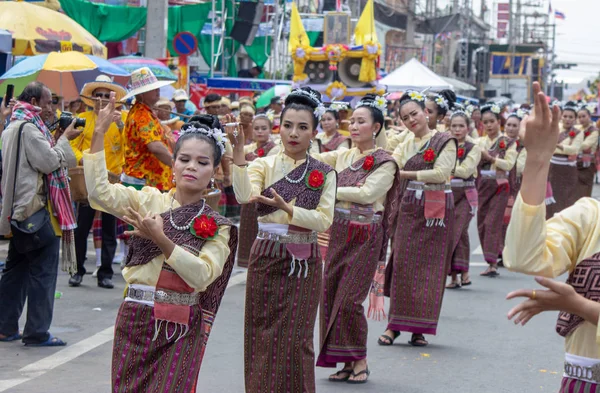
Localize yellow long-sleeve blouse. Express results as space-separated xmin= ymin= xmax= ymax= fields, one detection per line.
xmin=313 ymin=147 xmax=396 ymax=212
xmin=386 ymin=129 xmax=411 ymax=152
xmin=83 ymin=150 xmax=231 ymax=293
xmin=232 ymin=151 xmax=336 ymax=233
xmin=454 ymin=143 xmax=481 ymax=179
xmin=392 ymin=130 xmax=457 ymax=183
xmin=555 ymin=129 xmax=584 ymax=156
xmin=504 ymin=195 xmax=600 ymax=358
xmin=516 ymin=148 xmax=527 ymax=177
xmin=243 ymin=141 xmax=279 ymax=157
xmin=316 ymin=131 xmax=351 ymax=151
xmin=477 ymin=134 xmax=518 ymax=172
xmin=581 ymin=129 xmax=599 ymax=154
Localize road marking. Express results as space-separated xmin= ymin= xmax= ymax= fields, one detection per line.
xmin=472 ymin=245 xmax=483 ymax=255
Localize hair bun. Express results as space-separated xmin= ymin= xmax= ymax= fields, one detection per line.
xmin=439 ymin=89 xmax=457 ymax=109
xmin=285 ymin=87 xmax=322 ymax=109
xmin=187 ymin=114 xmax=221 ymax=130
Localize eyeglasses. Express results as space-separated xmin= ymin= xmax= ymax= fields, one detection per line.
xmin=94 ymin=93 xmax=111 ymax=99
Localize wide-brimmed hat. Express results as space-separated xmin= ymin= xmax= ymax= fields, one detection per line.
xmin=172 ymin=89 xmax=189 ymax=102
xmin=123 ymin=67 xmax=174 ymax=100
xmin=156 ymin=97 xmax=175 ymax=110
xmin=80 ymin=75 xmax=127 ymax=108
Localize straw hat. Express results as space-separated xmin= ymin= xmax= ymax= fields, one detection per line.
xmin=123 ymin=67 xmax=174 ymax=100
xmin=80 ymin=75 xmax=127 ymax=108
xmin=172 ymin=89 xmax=189 ymax=102
xmin=156 ymin=97 xmax=175 ymax=110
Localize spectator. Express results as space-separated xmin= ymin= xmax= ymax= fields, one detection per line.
xmin=220 ymin=97 xmax=232 ymax=115
xmin=203 ymin=93 xmax=222 ymax=116
xmin=171 ymin=89 xmax=194 ymax=117
xmin=121 ymin=67 xmax=174 ymax=191
xmin=238 ymin=66 xmax=262 ymax=78
xmin=0 ymin=81 xmax=81 ymax=346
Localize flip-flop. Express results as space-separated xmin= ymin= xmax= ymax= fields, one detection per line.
xmin=461 ymin=280 xmax=472 ymax=286
xmin=377 ymin=330 xmax=400 ymax=346
xmin=24 ymin=334 xmax=66 ymax=347
xmin=408 ymin=335 xmax=428 ymax=347
xmin=328 ymin=368 xmax=353 ymax=382
xmin=446 ymin=282 xmax=461 ymax=289
xmin=347 ymin=368 xmax=370 ymax=384
xmin=0 ymin=332 xmax=22 ymax=342
xmin=480 ymin=269 xmax=499 ymax=277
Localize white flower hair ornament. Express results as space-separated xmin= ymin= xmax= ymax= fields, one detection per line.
xmin=450 ymin=110 xmax=469 ymax=120
xmin=490 ymin=104 xmax=501 ymax=114
xmin=433 ymin=94 xmax=449 ymax=110
xmin=329 ymin=102 xmax=349 ymax=112
xmin=180 ymin=125 xmax=227 ymax=156
xmin=465 ymin=104 xmax=476 ymax=115
xmin=407 ymin=90 xmax=426 ymax=103
xmin=585 ymin=103 xmax=597 ymax=114
xmin=314 ymin=103 xmax=327 ymax=120
xmin=356 ymin=95 xmax=387 ymax=114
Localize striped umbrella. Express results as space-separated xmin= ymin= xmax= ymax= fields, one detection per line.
xmin=109 ymin=56 xmax=178 ymax=81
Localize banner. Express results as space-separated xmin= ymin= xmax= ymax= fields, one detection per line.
xmin=157 ymin=56 xmax=189 ymax=91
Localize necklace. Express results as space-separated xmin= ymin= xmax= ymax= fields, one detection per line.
xmin=349 ymin=149 xmax=374 ymax=171
xmin=281 ymin=154 xmax=310 ymax=184
xmin=416 ymin=138 xmax=432 ymax=155
xmin=169 ymin=196 xmax=206 ymax=231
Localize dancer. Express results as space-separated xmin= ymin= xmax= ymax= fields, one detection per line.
xmin=447 ymin=110 xmax=481 ymax=289
xmin=316 ymin=103 xmax=351 ymax=152
xmin=236 ymin=114 xmax=278 ymax=268
xmin=504 ymin=82 xmax=600 ymax=392
xmin=476 ymin=104 xmax=518 ymax=277
xmin=229 ymin=87 xmax=336 ymax=393
xmin=313 ymin=94 xmax=399 ymax=384
xmin=546 ymin=101 xmax=584 ymax=219
xmin=379 ymin=90 xmax=457 ymax=347
xmin=576 ymin=104 xmax=599 ymax=199
xmin=425 ymin=90 xmax=456 ymax=131
xmin=84 ymin=93 xmax=237 ymax=392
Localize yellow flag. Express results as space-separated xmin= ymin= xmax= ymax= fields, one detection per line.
xmin=288 ymin=2 xmax=310 ymax=53
xmin=354 ymin=0 xmax=377 ymax=45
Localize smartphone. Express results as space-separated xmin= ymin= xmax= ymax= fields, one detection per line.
xmin=5 ymin=84 xmax=14 ymax=105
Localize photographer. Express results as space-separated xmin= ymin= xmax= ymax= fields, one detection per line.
xmin=0 ymin=81 xmax=80 ymax=346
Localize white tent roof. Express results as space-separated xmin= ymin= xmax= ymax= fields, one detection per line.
xmin=380 ymin=58 xmax=452 ymax=92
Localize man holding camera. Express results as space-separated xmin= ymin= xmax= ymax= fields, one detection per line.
xmin=0 ymin=81 xmax=80 ymax=346
xmin=68 ymin=76 xmax=127 ymax=289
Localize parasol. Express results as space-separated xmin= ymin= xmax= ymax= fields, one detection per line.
xmin=255 ymin=85 xmax=292 ymax=109
xmin=109 ymin=56 xmax=178 ymax=81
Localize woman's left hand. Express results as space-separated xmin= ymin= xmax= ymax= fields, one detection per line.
xmin=123 ymin=207 xmax=165 ymax=241
xmin=506 ymin=276 xmax=580 ymax=326
xmin=250 ymin=188 xmax=293 ymax=216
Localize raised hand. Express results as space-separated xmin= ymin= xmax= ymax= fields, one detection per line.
xmin=523 ymin=82 xmax=560 ymax=164
xmin=122 ymin=207 xmax=165 ymax=241
xmin=250 ymin=188 xmax=293 ymax=216
xmin=96 ymin=91 xmax=121 ymax=135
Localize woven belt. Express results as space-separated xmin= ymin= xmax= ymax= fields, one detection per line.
xmin=126 ymin=286 xmax=200 ymax=306
xmin=450 ymin=179 xmax=476 ymax=188
xmin=564 ymin=361 xmax=600 ymax=384
xmin=407 ymin=181 xmax=451 ymax=191
xmin=551 ymin=155 xmax=577 ymax=166
xmin=257 ymin=230 xmax=318 ymax=244
xmin=335 ymin=209 xmax=382 ymax=224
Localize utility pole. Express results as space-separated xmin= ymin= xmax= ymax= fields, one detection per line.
xmin=145 ymin=0 xmax=168 ymax=59
xmin=549 ymin=22 xmax=556 ymax=98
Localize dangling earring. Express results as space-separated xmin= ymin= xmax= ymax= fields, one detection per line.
xmin=173 ymin=178 xmax=176 ymax=185
xmin=372 ymin=132 xmax=377 ymax=143
xmin=210 ymin=178 xmax=215 ymax=191
xmin=309 ymin=139 xmax=313 ymax=149
xmin=426 ymin=116 xmax=430 ymax=122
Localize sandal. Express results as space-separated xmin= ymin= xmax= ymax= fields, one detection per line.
xmin=0 ymin=332 xmax=22 ymax=342
xmin=408 ymin=334 xmax=428 ymax=347
xmin=347 ymin=367 xmax=370 ymax=384
xmin=24 ymin=333 xmax=66 ymax=347
xmin=446 ymin=282 xmax=461 ymax=289
xmin=480 ymin=268 xmax=499 ymax=277
xmin=328 ymin=368 xmax=353 ymax=382
xmin=461 ymin=280 xmax=472 ymax=286
xmin=377 ymin=330 xmax=400 ymax=346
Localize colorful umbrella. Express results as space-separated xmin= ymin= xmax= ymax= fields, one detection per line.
xmin=109 ymin=56 xmax=178 ymax=81
xmin=0 ymin=52 xmax=130 ymax=101
xmin=0 ymin=1 xmax=106 ymax=58
xmin=256 ymin=85 xmax=292 ymax=108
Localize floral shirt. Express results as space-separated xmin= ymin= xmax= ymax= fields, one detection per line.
xmin=123 ymin=103 xmax=172 ymax=191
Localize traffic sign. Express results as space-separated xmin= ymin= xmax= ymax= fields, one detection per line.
xmin=173 ymin=32 xmax=198 ymax=57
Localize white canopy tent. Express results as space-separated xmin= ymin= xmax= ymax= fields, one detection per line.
xmin=380 ymin=58 xmax=452 ymax=92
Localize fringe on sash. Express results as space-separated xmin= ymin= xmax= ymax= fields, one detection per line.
xmin=288 ymin=255 xmax=309 ymax=278
xmin=152 ymin=319 xmax=191 ymax=343
xmin=425 ymin=218 xmax=446 ymax=228
xmin=545 ymin=196 xmax=556 ymax=205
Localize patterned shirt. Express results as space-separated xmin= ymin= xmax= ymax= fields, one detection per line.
xmin=123 ymin=103 xmax=172 ymax=191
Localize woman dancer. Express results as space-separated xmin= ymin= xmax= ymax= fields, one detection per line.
xmin=546 ymin=101 xmax=584 ymax=219
xmin=447 ymin=110 xmax=481 ymax=289
xmin=236 ymin=114 xmax=278 ymax=268
xmin=84 ymin=94 xmax=238 ymax=392
xmin=312 ymin=94 xmax=399 ymax=384
xmin=379 ymin=90 xmax=457 ymax=347
xmin=425 ymin=90 xmax=456 ymax=131
xmin=317 ymin=104 xmax=351 ymax=152
xmin=229 ymin=87 xmax=336 ymax=393
xmin=476 ymin=104 xmax=518 ymax=277
xmin=504 ymin=82 xmax=600 ymax=392
xmin=576 ymin=104 xmax=599 ymax=200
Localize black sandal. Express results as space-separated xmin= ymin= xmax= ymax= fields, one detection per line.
xmin=408 ymin=334 xmax=428 ymax=347
xmin=328 ymin=368 xmax=353 ymax=382
xmin=377 ymin=330 xmax=400 ymax=346
xmin=347 ymin=367 xmax=370 ymax=384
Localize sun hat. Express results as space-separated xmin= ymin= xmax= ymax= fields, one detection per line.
xmin=122 ymin=67 xmax=174 ymax=100
xmin=80 ymin=75 xmax=127 ymax=108
xmin=156 ymin=97 xmax=175 ymax=110
xmin=172 ymin=89 xmax=189 ymax=102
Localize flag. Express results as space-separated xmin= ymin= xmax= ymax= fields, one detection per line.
xmin=555 ymin=10 xmax=565 ymax=20
xmin=288 ymin=2 xmax=310 ymax=53
xmin=354 ymin=0 xmax=377 ymax=45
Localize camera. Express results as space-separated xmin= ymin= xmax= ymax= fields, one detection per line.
xmin=59 ymin=112 xmax=86 ymax=130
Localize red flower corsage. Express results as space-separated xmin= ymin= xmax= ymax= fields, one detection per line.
xmin=585 ymin=131 xmax=591 ymax=138
xmin=423 ymin=148 xmax=436 ymax=163
xmin=362 ymin=155 xmax=376 ymax=171
xmin=256 ymin=148 xmax=265 ymax=157
xmin=569 ymin=131 xmax=576 ymax=138
xmin=457 ymin=147 xmax=465 ymax=159
xmin=499 ymin=140 xmax=507 ymax=150
xmin=191 ymin=215 xmax=219 ymax=239
xmin=306 ymin=169 xmax=326 ymax=190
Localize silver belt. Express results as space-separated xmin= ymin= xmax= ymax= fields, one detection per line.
xmin=551 ymin=155 xmax=577 ymax=166
xmin=126 ymin=287 xmax=200 ymax=306
xmin=407 ymin=181 xmax=451 ymax=191
xmin=257 ymin=230 xmax=318 ymax=244
xmin=334 ymin=209 xmax=382 ymax=224
xmin=564 ymin=361 xmax=600 ymax=384
xmin=451 ymin=180 xmax=476 ymax=188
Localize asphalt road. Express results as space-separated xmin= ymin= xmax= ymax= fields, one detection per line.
xmin=2 ymin=185 xmax=596 ymax=392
